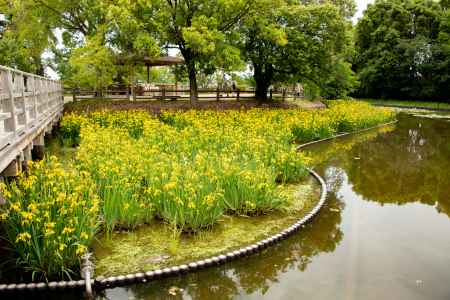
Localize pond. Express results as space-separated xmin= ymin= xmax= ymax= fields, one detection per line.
xmin=92 ymin=112 xmax=450 ymax=299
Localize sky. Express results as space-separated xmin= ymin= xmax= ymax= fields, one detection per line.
xmin=354 ymin=0 xmax=374 ymax=22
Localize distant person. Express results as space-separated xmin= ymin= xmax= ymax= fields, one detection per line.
xmin=231 ymin=81 xmax=237 ymax=98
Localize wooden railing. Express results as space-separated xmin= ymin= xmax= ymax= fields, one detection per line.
xmin=71 ymin=87 xmax=293 ymax=102
xmin=0 ymin=65 xmax=64 ymax=174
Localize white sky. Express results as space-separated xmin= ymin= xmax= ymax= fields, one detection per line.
xmin=354 ymin=0 xmax=374 ymax=22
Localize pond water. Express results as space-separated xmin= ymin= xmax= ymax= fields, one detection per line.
xmin=93 ymin=112 xmax=450 ymax=300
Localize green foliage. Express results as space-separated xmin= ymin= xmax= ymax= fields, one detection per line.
xmin=0 ymin=0 xmax=55 ymax=74
xmin=150 ymin=0 xmax=249 ymax=100
xmin=354 ymin=0 xmax=450 ymax=101
xmin=68 ymin=36 xmax=116 ymax=92
xmin=240 ymin=0 xmax=358 ymax=100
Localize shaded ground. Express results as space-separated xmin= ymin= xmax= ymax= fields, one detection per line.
xmin=64 ymin=99 xmax=325 ymax=114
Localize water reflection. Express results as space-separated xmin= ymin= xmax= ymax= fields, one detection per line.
xmin=98 ymin=113 xmax=450 ymax=300
xmin=345 ymin=114 xmax=450 ymax=218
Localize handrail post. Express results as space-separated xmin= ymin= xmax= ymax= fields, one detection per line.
xmin=20 ymin=74 xmax=29 ymax=129
xmin=237 ymin=89 xmax=240 ymax=102
xmin=216 ymin=87 xmax=220 ymax=102
xmin=5 ymin=70 xmax=18 ymax=136
xmin=45 ymin=80 xmax=50 ymax=114
xmin=32 ymin=77 xmax=38 ymax=123
xmin=37 ymin=78 xmax=42 ymax=118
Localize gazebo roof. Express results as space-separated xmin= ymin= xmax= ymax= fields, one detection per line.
xmin=116 ymin=55 xmax=184 ymax=66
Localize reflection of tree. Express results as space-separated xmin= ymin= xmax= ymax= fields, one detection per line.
xmin=345 ymin=114 xmax=450 ymax=218
xmin=120 ymin=267 xmax=239 ymax=300
xmin=218 ymin=193 xmax=343 ymax=295
xmin=117 ymin=191 xmax=344 ymax=299
xmin=306 ymin=125 xmax=396 ymax=166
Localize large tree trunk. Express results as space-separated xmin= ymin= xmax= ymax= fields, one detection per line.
xmin=255 ymin=80 xmax=270 ymax=101
xmin=187 ymin=60 xmax=198 ymax=103
xmin=180 ymin=47 xmax=199 ymax=103
xmin=253 ymin=63 xmax=271 ymax=102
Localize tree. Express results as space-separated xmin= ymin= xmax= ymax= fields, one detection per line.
xmin=354 ymin=0 xmax=450 ymax=101
xmin=241 ymin=0 xmax=357 ymax=101
xmin=69 ymin=36 xmax=116 ymax=95
xmin=0 ymin=0 xmax=56 ymax=74
xmin=151 ymin=0 xmax=250 ymax=102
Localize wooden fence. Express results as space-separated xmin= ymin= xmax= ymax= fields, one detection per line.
xmin=71 ymin=87 xmax=292 ymax=102
xmin=0 ymin=65 xmax=64 ymax=175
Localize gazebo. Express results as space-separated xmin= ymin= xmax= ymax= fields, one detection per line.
xmin=116 ymin=55 xmax=184 ymax=100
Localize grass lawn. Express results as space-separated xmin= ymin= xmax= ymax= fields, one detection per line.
xmin=361 ymin=99 xmax=450 ymax=110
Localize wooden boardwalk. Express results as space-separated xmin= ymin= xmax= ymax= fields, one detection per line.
xmin=0 ymin=65 xmax=63 ymax=177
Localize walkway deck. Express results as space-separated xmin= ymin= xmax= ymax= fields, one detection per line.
xmin=0 ymin=65 xmax=63 ymax=177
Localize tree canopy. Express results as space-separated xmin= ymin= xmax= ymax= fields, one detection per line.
xmin=354 ymin=0 xmax=450 ymax=101
xmin=2 ymin=0 xmax=448 ymax=101
xmin=241 ymin=0 xmax=358 ymax=100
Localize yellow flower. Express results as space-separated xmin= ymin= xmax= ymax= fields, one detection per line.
xmin=16 ymin=232 xmax=31 ymax=244
xmin=0 ymin=212 xmax=8 ymax=220
xmin=76 ymin=244 xmax=87 ymax=256
xmin=10 ymin=202 xmax=21 ymax=212
xmin=80 ymin=232 xmax=89 ymax=240
xmin=62 ymin=227 xmax=75 ymax=235
xmin=27 ymin=203 xmax=38 ymax=212
xmin=56 ymin=192 xmax=66 ymax=203
xmin=20 ymin=211 xmax=34 ymax=225
xmin=163 ymin=182 xmax=177 ymax=190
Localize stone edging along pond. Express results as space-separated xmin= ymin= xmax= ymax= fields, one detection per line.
xmin=0 ymin=120 xmax=398 ymax=294
xmin=372 ymin=103 xmax=450 ymax=113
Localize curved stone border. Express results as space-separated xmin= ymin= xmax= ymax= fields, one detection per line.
xmin=0 ymin=119 xmax=398 ymax=294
